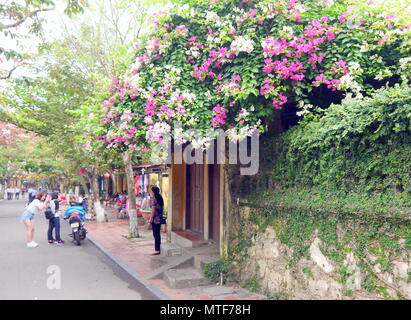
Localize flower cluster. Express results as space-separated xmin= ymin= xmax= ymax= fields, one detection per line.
xmin=230 ymin=36 xmax=254 ymax=56
xmin=96 ymin=0 xmax=411 ymax=154
xmin=259 ymin=16 xmax=343 ymax=107
xmin=211 ymin=104 xmax=227 ymax=128
xmin=215 ymin=75 xmax=243 ymax=97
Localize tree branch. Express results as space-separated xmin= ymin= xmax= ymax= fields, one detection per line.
xmin=0 ymin=63 xmax=19 ymax=80
xmin=0 ymin=112 xmax=50 ymax=137
xmin=0 ymin=7 xmax=55 ymax=31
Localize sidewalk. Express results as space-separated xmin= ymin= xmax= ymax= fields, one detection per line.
xmin=86 ymin=207 xmax=267 ymax=300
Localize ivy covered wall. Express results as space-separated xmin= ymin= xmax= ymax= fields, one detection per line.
xmin=218 ymin=86 xmax=411 ymax=299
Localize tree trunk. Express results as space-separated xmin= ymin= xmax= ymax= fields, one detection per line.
xmin=122 ymin=150 xmax=139 ymax=238
xmin=111 ymin=173 xmax=117 ymax=196
xmin=80 ymin=175 xmax=93 ymax=220
xmin=271 ymin=108 xmax=284 ymax=134
xmin=90 ymin=171 xmax=106 ymax=223
xmin=79 ymin=175 xmax=90 ymax=196
xmin=84 ymin=176 xmax=94 ymax=221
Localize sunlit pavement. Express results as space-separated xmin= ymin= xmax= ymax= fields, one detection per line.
xmin=0 ymin=198 xmax=158 ymax=300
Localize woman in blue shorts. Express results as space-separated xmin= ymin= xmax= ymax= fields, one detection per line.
xmin=21 ymin=192 xmax=50 ymax=248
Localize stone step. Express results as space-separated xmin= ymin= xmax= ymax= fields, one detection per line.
xmin=171 ymin=231 xmax=210 ymax=248
xmin=147 ymin=255 xmax=194 ymax=280
xmin=160 ymin=243 xmax=182 ymax=257
xmin=194 ymin=254 xmax=220 ymax=271
xmin=150 ymin=256 xmax=170 ymax=269
xmin=163 ymin=268 xmax=210 ymax=289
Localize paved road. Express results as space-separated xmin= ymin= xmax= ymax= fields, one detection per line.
xmin=0 ymin=199 xmax=158 ymax=300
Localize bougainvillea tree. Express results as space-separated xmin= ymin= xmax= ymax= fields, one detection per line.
xmin=98 ymin=0 xmax=411 ymax=154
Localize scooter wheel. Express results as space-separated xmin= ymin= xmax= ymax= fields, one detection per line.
xmin=74 ymin=231 xmax=81 ymax=246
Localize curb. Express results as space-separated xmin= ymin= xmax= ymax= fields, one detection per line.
xmin=86 ymin=234 xmax=171 ymax=300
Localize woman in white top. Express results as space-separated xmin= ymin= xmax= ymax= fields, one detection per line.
xmin=21 ymin=192 xmax=51 ymax=248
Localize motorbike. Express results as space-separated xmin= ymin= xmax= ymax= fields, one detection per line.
xmin=65 ymin=202 xmax=87 ymax=246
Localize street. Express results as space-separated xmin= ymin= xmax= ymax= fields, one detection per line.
xmin=0 ymin=198 xmax=158 ymax=300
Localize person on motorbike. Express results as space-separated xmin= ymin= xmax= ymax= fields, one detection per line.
xmin=64 ymin=204 xmax=86 ymax=222
xmin=64 ymin=202 xmax=87 ymax=243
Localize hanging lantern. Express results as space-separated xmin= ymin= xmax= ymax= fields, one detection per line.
xmin=103 ymin=173 xmax=110 ymax=179
xmin=79 ymin=169 xmax=86 ymax=175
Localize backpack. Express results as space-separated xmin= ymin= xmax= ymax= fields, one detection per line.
xmin=45 ymin=207 xmax=54 ymax=220
xmin=54 ymin=199 xmax=60 ymax=211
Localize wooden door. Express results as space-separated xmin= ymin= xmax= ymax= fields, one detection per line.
xmin=187 ymin=164 xmax=204 ymax=234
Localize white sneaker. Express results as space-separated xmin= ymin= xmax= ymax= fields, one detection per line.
xmin=27 ymin=242 xmax=39 ymax=248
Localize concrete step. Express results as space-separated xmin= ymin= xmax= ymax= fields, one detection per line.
xmin=160 ymin=243 xmax=182 ymax=257
xmin=163 ymin=268 xmax=210 ymax=289
xmin=150 ymin=255 xmax=170 ymax=269
xmin=146 ymin=255 xmax=194 ymax=280
xmin=171 ymin=231 xmax=210 ymax=248
xmin=180 ymin=242 xmax=220 ymax=256
xmin=193 ymin=254 xmax=220 ymax=271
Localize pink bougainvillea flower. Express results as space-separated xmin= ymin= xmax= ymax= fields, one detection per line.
xmin=272 ymin=93 xmax=287 ymax=109
xmin=249 ymin=8 xmax=257 ymax=19
xmin=211 ymin=104 xmax=227 ymax=127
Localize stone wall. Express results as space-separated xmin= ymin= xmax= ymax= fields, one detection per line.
xmin=230 ymin=206 xmax=411 ymax=300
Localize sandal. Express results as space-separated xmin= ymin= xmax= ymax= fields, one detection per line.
xmin=150 ymin=252 xmax=161 ymax=256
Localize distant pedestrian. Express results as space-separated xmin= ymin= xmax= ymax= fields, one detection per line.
xmin=47 ymin=193 xmax=64 ymax=245
xmin=116 ymin=195 xmax=127 ymax=218
xmin=77 ymin=194 xmax=84 ymax=204
xmin=21 ymin=185 xmax=26 ymax=199
xmin=6 ymin=187 xmax=12 ymax=200
xmin=149 ymin=186 xmax=164 ymax=255
xmin=27 ymin=187 xmax=36 ymax=204
xmin=15 ymin=187 xmax=20 ymax=200
xmin=21 ymin=192 xmax=51 ymax=248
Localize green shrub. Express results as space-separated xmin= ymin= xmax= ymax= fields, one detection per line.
xmin=274 ymin=85 xmax=411 ymax=193
xmin=203 ymin=259 xmax=231 ymax=283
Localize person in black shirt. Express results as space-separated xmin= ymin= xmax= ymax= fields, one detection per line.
xmin=149 ymin=187 xmax=164 ymax=255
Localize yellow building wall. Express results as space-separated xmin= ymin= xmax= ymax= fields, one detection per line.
xmin=161 ymin=175 xmax=169 ymax=215
xmin=169 ymin=163 xmax=186 ymax=231
xmin=149 ymin=174 xmax=158 ymax=188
